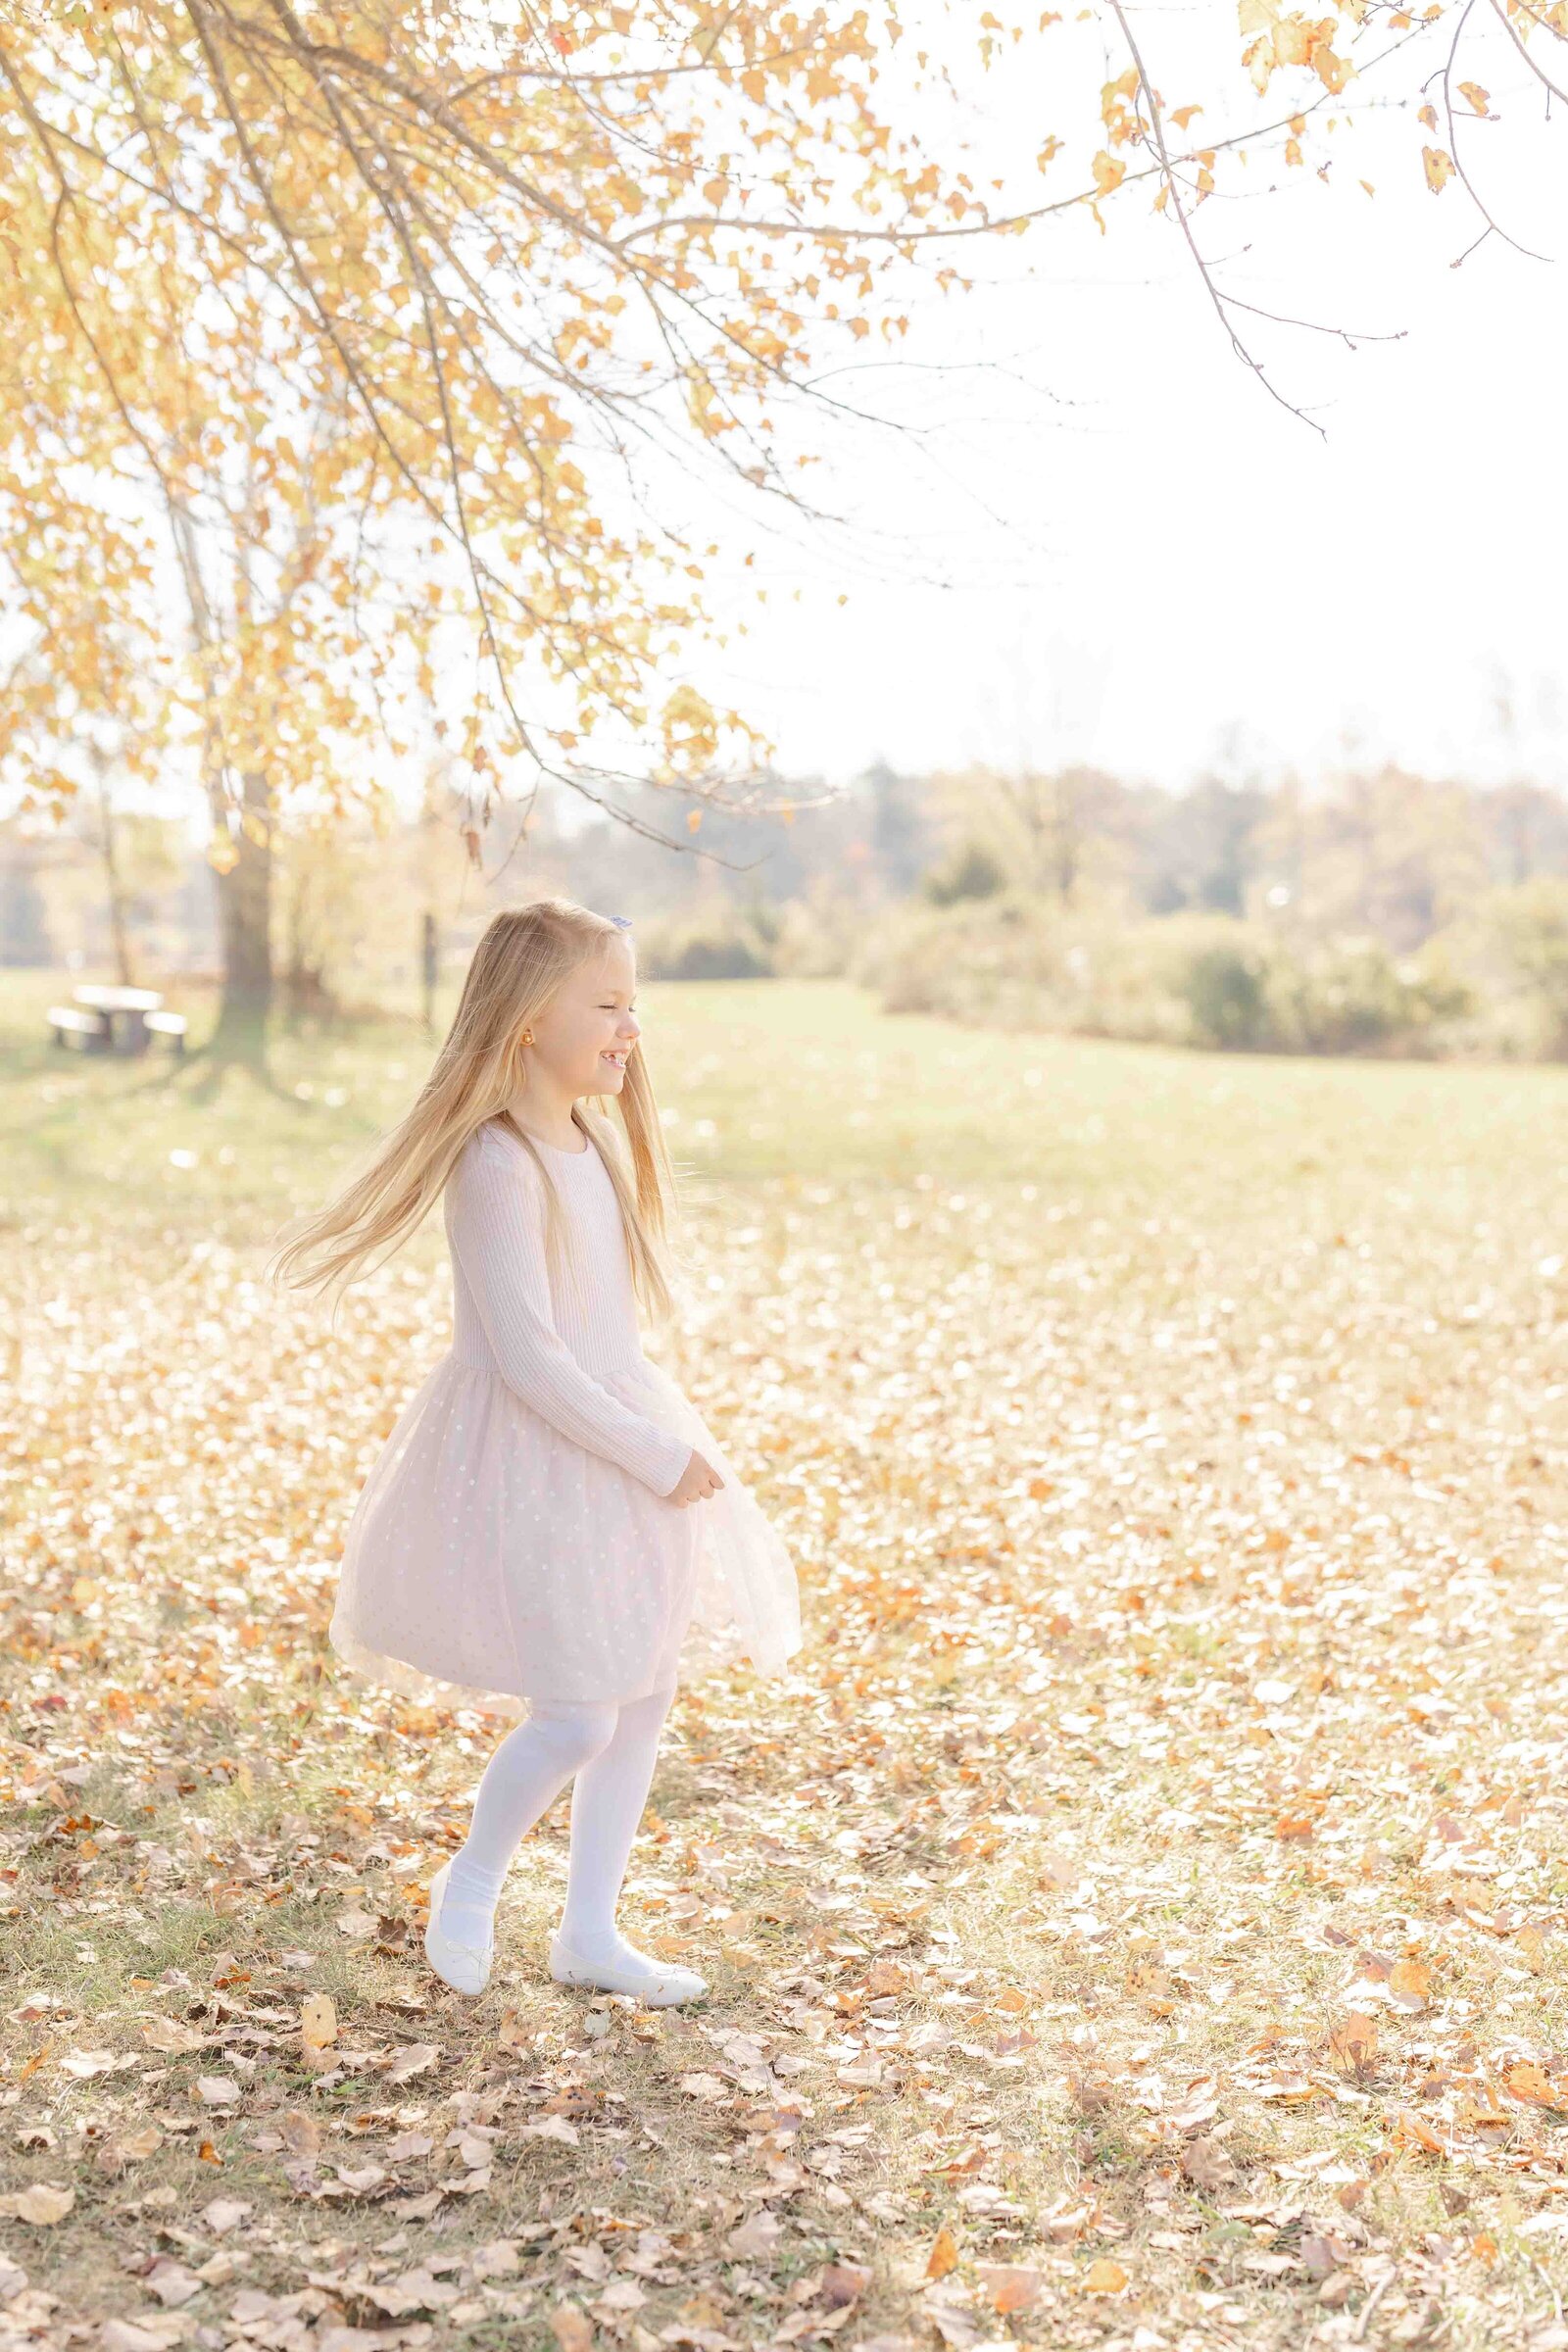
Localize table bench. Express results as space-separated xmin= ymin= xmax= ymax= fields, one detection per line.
xmin=143 ymin=1010 xmax=188 ymax=1053
xmin=47 ymin=1004 xmax=111 ymax=1051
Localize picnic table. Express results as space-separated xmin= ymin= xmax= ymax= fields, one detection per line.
xmin=47 ymin=985 xmax=187 ymax=1054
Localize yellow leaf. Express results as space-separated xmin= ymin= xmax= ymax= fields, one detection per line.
xmin=300 ymin=1991 xmax=337 ymax=2051
xmin=1389 ymin=1958 xmax=1431 ymax=2005
xmin=1515 ymin=1923 xmax=1546 ymax=1971
xmin=1504 ymin=2061 xmax=1556 ymax=2105
xmin=1423 ymin=145 xmax=1454 ymax=193
xmin=1091 ymin=151 xmax=1125 ymax=196
xmin=550 ymin=2305 xmax=594 ymax=2352
xmin=1081 ymin=2259 xmax=1129 ymax=2295
xmin=1329 ymin=2012 xmax=1379 ymax=2068
xmin=1387 ymin=2108 xmax=1445 ymax=2154
xmin=926 ymin=2225 xmax=960 ymax=2279
xmin=1458 ymin=80 xmax=1490 ymax=113
xmin=1314 ymin=42 xmax=1353 ymax=92
xmin=976 ymin=2265 xmax=1043 ymax=2314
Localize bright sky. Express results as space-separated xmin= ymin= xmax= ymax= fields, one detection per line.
xmin=668 ymin=0 xmax=1568 ymax=799
xmin=7 ymin=5 xmax=1563 ymax=836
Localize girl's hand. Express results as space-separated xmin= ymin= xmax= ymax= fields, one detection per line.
xmin=667 ymin=1448 xmax=725 ymax=1504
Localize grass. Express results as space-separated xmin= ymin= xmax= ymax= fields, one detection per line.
xmin=4 ymin=970 xmax=1568 ymax=2351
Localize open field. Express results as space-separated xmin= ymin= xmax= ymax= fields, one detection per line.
xmin=5 ymin=974 xmax=1568 ymax=2352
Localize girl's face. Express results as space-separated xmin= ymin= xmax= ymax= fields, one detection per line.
xmin=530 ymin=939 xmax=641 ymax=1099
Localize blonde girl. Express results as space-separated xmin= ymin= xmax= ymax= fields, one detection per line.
xmin=268 ymin=900 xmax=802 ymax=2003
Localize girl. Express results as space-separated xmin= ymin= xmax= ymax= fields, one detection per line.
xmin=267 ymin=899 xmax=803 ymax=2004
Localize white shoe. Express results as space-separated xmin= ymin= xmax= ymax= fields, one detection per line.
xmin=424 ymin=1858 xmax=495 ymax=1995
xmin=549 ymin=1929 xmax=709 ymax=2007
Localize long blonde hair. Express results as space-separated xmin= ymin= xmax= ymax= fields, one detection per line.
xmin=265 ymin=898 xmax=685 ymax=1329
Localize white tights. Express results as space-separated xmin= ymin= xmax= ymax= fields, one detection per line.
xmin=438 ymin=1681 xmax=678 ymax=1959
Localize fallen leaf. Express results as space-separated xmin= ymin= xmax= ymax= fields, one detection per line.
xmin=275 ymin=2110 xmax=322 ymax=2159
xmin=727 ymin=2210 xmax=784 ymax=2260
xmin=1182 ymin=2133 xmax=1235 ymax=2189
xmin=59 ymin=2046 xmax=118 ymax=2078
xmin=300 ymin=1991 xmax=337 ymax=2051
xmin=1389 ymin=1958 xmax=1431 ymax=2008
xmin=145 ymin=2256 xmax=203 ymax=2307
xmin=1329 ymin=2013 xmax=1379 ymax=2068
xmin=3 ymin=2182 xmax=74 ymax=2225
xmin=677 ymin=2072 xmax=732 ymax=2101
xmin=924 ymin=2225 xmax=960 ymax=2280
xmin=975 ymin=2264 xmax=1043 ymax=2314
xmin=521 ymin=2116 xmax=580 ymax=2146
xmin=386 ymin=2041 xmax=439 ymax=2082
xmin=141 ymin=2016 xmax=207 ymax=2055
xmin=332 ymin=2162 xmax=387 ymax=2193
xmin=202 ymin=2197 xmax=251 ymax=2234
xmin=550 ymin=2302 xmax=595 ymax=2352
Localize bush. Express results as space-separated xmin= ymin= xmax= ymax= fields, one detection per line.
xmin=1481 ymin=879 xmax=1568 ymax=1058
xmin=858 ymin=892 xmax=1480 ymax=1058
xmin=1257 ymin=936 xmax=1474 ymax=1056
xmin=1181 ymin=943 xmax=1269 ymax=1051
xmin=861 ymin=889 xmax=1196 ymax=1042
xmin=920 ymin=839 xmax=1008 ymax=906
xmin=636 ymin=914 xmax=775 ymax=980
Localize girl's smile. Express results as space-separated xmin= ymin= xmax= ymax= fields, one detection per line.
xmin=511 ymin=937 xmax=641 ymax=1140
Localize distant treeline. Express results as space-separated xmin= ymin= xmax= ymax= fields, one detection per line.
xmin=7 ymin=757 xmax=1568 ymax=1056
xmin=631 ymin=762 xmax=1568 ymax=1060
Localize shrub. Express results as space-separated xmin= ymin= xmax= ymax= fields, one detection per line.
xmin=920 ymin=839 xmax=1008 ymax=906
xmin=858 ymin=892 xmax=1479 ymax=1058
xmin=1261 ymin=936 xmax=1473 ymax=1056
xmin=638 ymin=921 xmax=773 ymax=980
xmin=1181 ymin=943 xmax=1270 ymax=1051
xmin=1482 ymin=879 xmax=1568 ymax=1058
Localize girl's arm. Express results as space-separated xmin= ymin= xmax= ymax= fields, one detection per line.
xmin=445 ymin=1129 xmax=692 ymax=1497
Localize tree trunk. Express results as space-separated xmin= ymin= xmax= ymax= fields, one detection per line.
xmin=1053 ymin=770 xmax=1080 ymax=906
xmin=211 ymin=766 xmax=273 ymax=1055
xmin=89 ymin=745 xmax=135 ymax=986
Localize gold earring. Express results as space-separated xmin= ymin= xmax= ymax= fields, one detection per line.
xmin=520 ymin=1029 xmax=534 ymax=1046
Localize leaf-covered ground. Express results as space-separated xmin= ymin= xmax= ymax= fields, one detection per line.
xmin=5 ymin=979 xmax=1568 ymax=2352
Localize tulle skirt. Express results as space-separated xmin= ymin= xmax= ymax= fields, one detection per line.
xmin=328 ymin=1351 xmax=803 ymax=1716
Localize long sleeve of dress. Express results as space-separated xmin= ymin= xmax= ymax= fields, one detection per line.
xmin=444 ymin=1132 xmax=693 ymax=1498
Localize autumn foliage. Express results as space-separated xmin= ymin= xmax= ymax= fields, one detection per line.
xmin=1 ymin=0 xmax=1563 ymax=845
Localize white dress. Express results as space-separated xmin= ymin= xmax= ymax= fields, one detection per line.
xmin=328 ymin=1113 xmax=803 ymax=1715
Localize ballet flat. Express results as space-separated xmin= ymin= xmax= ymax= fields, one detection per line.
xmin=548 ymin=1930 xmax=708 ymax=2007
xmin=424 ymin=1857 xmax=495 ymax=1995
